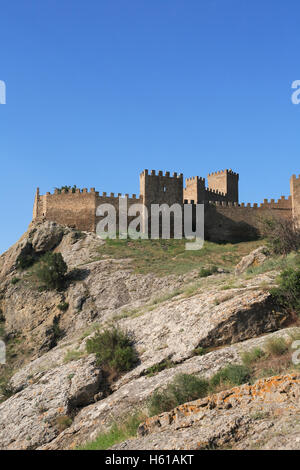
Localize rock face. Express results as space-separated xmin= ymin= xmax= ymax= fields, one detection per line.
xmin=235 ymin=246 xmax=268 ymax=275
xmin=0 ymin=221 xmax=64 ymax=279
xmin=116 ymin=287 xmax=285 ymax=383
xmin=0 ymin=221 xmax=202 ymax=358
xmin=0 ymin=356 xmax=101 ymax=450
xmin=30 ymin=221 xmax=65 ymax=253
xmin=37 ymin=327 xmax=299 ymax=450
xmin=112 ymin=373 xmax=300 ymax=450
xmin=0 ymin=222 xmax=297 ymax=450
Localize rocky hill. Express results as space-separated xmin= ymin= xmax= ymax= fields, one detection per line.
xmin=0 ymin=221 xmax=299 ymax=450
xmin=114 ymin=373 xmax=300 ymax=450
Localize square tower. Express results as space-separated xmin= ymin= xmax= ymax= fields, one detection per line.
xmin=140 ymin=169 xmax=183 ymax=207
xmin=140 ymin=169 xmax=183 ymax=234
xmin=290 ymin=174 xmax=300 ymax=223
xmin=207 ymin=169 xmax=239 ymax=203
xmin=183 ymin=176 xmax=205 ymax=203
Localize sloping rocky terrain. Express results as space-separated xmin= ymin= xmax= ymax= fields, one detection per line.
xmin=0 ymin=221 xmax=299 ymax=450
xmin=113 ymin=373 xmax=300 ymax=450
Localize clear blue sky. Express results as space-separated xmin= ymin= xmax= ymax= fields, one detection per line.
xmin=1 ymin=0 xmax=300 ymax=254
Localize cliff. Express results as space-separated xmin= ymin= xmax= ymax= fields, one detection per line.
xmin=0 ymin=221 xmax=299 ymax=450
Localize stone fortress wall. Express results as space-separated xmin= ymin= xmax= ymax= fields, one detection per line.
xmin=32 ymin=169 xmax=300 ymax=242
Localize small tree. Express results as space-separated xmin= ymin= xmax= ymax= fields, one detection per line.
xmin=148 ymin=374 xmax=209 ymax=417
xmin=271 ymin=266 xmax=300 ymax=315
xmin=35 ymin=252 xmax=67 ymax=290
xmin=16 ymin=244 xmax=38 ymax=270
xmin=260 ymin=216 xmax=300 ymax=255
xmin=209 ymin=364 xmax=251 ymax=389
xmin=86 ymin=327 xmax=137 ymax=376
xmin=54 ymin=185 xmax=78 ymax=194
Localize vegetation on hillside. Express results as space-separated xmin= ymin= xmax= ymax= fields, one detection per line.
xmin=86 ymin=327 xmax=138 ymax=381
xmin=95 ymin=238 xmax=262 ymax=276
xmin=78 ymin=412 xmax=146 ymax=450
xmin=3 ymin=219 xmax=300 ymax=447
xmin=271 ymin=265 xmax=300 ymax=316
xmin=34 ymin=252 xmax=68 ymax=290
xmin=81 ymin=332 xmax=300 ymax=450
xmin=261 ymin=216 xmax=300 ymax=255
xmin=148 ymin=334 xmax=300 ymax=416
xmin=16 ymin=245 xmax=39 ymax=270
xmin=148 ymin=373 xmax=210 ymax=417
xmin=54 ymin=185 xmax=78 ymax=193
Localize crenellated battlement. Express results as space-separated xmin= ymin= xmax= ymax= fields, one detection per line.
xmin=32 ymin=167 xmax=299 ymax=240
xmin=185 ymin=176 xmax=205 ymax=184
xmin=43 ymin=188 xmax=141 ymax=200
xmin=51 ymin=187 xmax=97 ymax=195
xmin=258 ymin=195 xmax=292 ymax=209
xmin=207 ymin=168 xmax=239 ymax=203
xmin=207 ymin=169 xmax=239 ymax=177
xmin=141 ymin=169 xmax=183 ymax=179
xmin=183 ymin=195 xmax=292 ymax=210
xmin=205 ymin=188 xmax=226 ymax=197
xmin=99 ymin=192 xmax=141 ymax=200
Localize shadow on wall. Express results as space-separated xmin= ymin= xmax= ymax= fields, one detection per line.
xmin=204 ymin=205 xmax=260 ymax=243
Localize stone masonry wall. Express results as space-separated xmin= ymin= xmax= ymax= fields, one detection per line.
xmin=207 ymin=169 xmax=239 ymax=203
xmin=291 ymin=174 xmax=300 ymax=223
xmin=204 ymin=200 xmax=292 ymax=242
xmin=32 ymin=169 xmax=298 ymax=242
xmin=33 ymin=188 xmax=143 ymax=233
xmin=184 ymin=170 xmax=239 ymax=204
xmin=183 ymin=177 xmax=205 ymax=204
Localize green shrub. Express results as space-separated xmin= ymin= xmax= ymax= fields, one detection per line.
xmin=57 ymin=302 xmax=69 ymax=312
xmin=271 ymin=267 xmax=300 ymax=315
xmin=0 ymin=309 xmax=5 ymax=323
xmin=199 ymin=266 xmax=218 ymax=278
xmin=0 ymin=381 xmax=14 ymax=400
xmin=16 ymin=245 xmax=38 ymax=270
xmin=145 ymin=359 xmax=175 ymax=377
xmin=241 ymin=348 xmax=265 ymax=366
xmin=49 ymin=315 xmax=64 ymax=347
xmin=56 ymin=415 xmax=73 ymax=432
xmin=54 ymin=185 xmax=78 ymax=194
xmin=260 ymin=217 xmax=300 ymax=255
xmin=11 ymin=277 xmax=20 ymax=285
xmin=86 ymin=327 xmax=137 ymax=375
xmin=210 ymin=364 xmax=251 ymax=390
xmin=264 ymin=337 xmax=289 ymax=357
xmin=35 ymin=252 xmax=67 ymax=290
xmin=64 ymin=349 xmax=84 ymax=363
xmin=148 ymin=373 xmax=210 ymax=417
xmin=79 ymin=412 xmax=145 ymax=450
xmin=192 ymin=347 xmax=207 ymax=356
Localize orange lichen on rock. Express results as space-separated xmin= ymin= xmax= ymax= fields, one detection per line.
xmin=138 ymin=373 xmax=300 ymax=437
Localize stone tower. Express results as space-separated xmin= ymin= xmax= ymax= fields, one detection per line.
xmin=290 ymin=174 xmax=300 ymax=224
xmin=183 ymin=176 xmax=206 ymax=203
xmin=207 ymin=169 xmax=239 ymax=203
xmin=139 ymin=169 xmax=183 ymax=233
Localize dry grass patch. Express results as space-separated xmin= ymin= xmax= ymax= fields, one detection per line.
xmin=94 ymin=238 xmax=261 ymax=276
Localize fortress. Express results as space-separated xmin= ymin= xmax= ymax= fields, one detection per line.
xmin=33 ymin=169 xmax=300 ymax=242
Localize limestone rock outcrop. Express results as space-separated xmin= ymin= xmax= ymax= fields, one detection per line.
xmin=235 ymin=246 xmax=268 ymax=275
xmin=112 ymin=373 xmax=300 ymax=450
xmin=0 ymin=356 xmax=101 ymax=450
xmin=0 ymin=221 xmax=297 ymax=450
